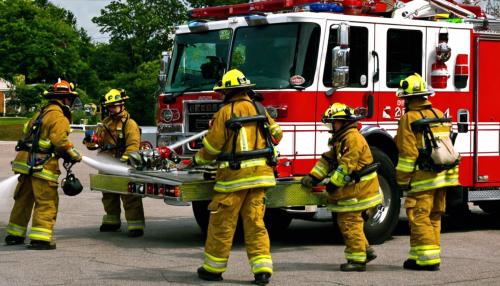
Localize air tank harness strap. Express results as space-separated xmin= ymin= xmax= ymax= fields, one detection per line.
xmin=15 ymin=107 xmax=54 ymax=174
xmin=217 ymin=101 xmax=276 ymax=170
xmin=101 ymin=114 xmax=129 ymax=158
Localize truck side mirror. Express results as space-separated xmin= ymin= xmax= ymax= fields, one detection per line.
xmin=159 ymin=51 xmax=171 ymax=89
xmin=331 ymin=23 xmax=350 ymax=91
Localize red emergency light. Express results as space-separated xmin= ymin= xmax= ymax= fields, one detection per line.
xmin=190 ymin=0 xmax=323 ymax=19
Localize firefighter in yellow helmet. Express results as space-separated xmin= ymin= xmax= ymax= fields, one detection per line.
xmin=301 ymin=103 xmax=382 ymax=272
xmin=395 ymin=73 xmax=460 ymax=271
xmin=189 ymin=69 xmax=282 ymax=285
xmin=5 ymin=80 xmax=82 ymax=250
xmin=84 ymin=89 xmax=144 ymax=237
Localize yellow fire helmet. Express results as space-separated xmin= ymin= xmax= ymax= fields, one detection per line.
xmin=104 ymin=89 xmax=128 ymax=106
xmin=397 ymin=73 xmax=435 ymax=98
xmin=322 ymin=102 xmax=359 ymax=123
xmin=213 ymin=69 xmax=255 ymax=91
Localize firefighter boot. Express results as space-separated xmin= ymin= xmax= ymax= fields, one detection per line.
xmin=403 ymin=259 xmax=440 ymax=271
xmin=197 ymin=267 xmax=223 ymax=281
xmin=340 ymin=261 xmax=366 ymax=272
xmin=128 ymin=229 xmax=144 ymax=238
xmin=27 ymin=240 xmax=56 ymax=250
xmin=253 ymin=272 xmax=271 ymax=285
xmin=366 ymin=247 xmax=377 ymax=263
xmin=5 ymin=235 xmax=24 ymax=246
xmin=100 ymin=223 xmax=121 ymax=232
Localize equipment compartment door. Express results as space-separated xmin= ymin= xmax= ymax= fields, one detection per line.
xmin=475 ymin=38 xmax=500 ymax=185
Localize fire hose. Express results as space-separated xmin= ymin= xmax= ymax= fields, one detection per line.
xmin=83 ymin=130 xmax=209 ymax=172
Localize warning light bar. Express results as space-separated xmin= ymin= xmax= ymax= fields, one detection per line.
xmin=189 ymin=0 xmax=328 ymax=20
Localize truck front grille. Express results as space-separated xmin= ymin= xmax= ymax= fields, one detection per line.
xmin=184 ymin=100 xmax=223 ymax=151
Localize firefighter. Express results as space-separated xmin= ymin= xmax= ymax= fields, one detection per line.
xmin=301 ymin=103 xmax=382 ymax=272
xmin=84 ymin=89 xmax=144 ymax=237
xmin=4 ymin=80 xmax=82 ymax=250
xmin=395 ymin=73 xmax=460 ymax=271
xmin=188 ymin=69 xmax=282 ymax=285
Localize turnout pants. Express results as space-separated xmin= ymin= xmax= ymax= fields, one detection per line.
xmin=101 ymin=193 xmax=145 ymax=231
xmin=6 ymin=175 xmax=58 ymax=242
xmin=202 ymin=188 xmax=273 ymax=275
xmin=405 ymin=188 xmax=446 ymax=266
xmin=337 ymin=211 xmax=369 ymax=263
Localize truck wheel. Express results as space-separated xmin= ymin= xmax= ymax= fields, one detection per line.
xmin=192 ymin=200 xmax=210 ymax=234
xmin=364 ymin=147 xmax=400 ymax=245
xmin=478 ymin=201 xmax=500 ymax=215
xmin=264 ymin=208 xmax=292 ymax=236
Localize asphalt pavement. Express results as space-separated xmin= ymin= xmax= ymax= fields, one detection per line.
xmin=1 ymin=133 xmax=500 ymax=285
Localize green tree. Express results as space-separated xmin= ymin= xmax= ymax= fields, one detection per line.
xmin=109 ymin=60 xmax=160 ymax=125
xmin=92 ymin=0 xmax=187 ymax=69
xmin=0 ymin=0 xmax=97 ymax=95
xmin=8 ymin=84 xmax=46 ymax=114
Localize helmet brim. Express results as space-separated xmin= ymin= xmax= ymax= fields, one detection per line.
xmin=213 ymin=83 xmax=255 ymax=91
xmin=104 ymin=96 xmax=129 ymax=106
xmin=396 ymin=89 xmax=434 ymax=98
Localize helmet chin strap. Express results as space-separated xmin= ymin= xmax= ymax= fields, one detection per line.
xmin=330 ymin=121 xmax=357 ymax=140
xmin=109 ymin=104 xmax=124 ymax=117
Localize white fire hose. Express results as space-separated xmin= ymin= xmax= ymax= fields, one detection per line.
xmin=82 ymin=129 xmax=209 ymax=174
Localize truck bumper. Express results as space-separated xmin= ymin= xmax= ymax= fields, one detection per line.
xmin=90 ymin=172 xmax=329 ymax=208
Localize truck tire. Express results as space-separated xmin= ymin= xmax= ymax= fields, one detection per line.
xmin=478 ymin=201 xmax=500 ymax=215
xmin=192 ymin=200 xmax=210 ymax=234
xmin=264 ymin=208 xmax=293 ymax=236
xmin=363 ymin=147 xmax=400 ymax=245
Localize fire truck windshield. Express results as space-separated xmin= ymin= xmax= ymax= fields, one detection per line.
xmin=166 ymin=29 xmax=232 ymax=93
xmin=230 ymin=23 xmax=320 ymax=89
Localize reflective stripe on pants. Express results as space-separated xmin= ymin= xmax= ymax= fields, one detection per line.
xmin=102 ymin=193 xmax=144 ymax=227
xmin=337 ymin=211 xmax=368 ymax=263
xmin=250 ymin=254 xmax=273 ymax=274
xmin=6 ymin=223 xmax=27 ymax=237
xmin=405 ymin=188 xmax=445 ymax=266
xmin=410 ymin=245 xmax=441 ymax=266
xmin=202 ymin=252 xmax=228 ymax=274
xmin=204 ymin=189 xmax=271 ymax=274
xmin=7 ymin=175 xmax=58 ymax=242
xmin=29 ymin=227 xmax=52 ymax=242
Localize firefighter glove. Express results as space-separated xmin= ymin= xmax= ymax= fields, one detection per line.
xmin=120 ymin=154 xmax=129 ymax=163
xmin=65 ymin=147 xmax=82 ymax=163
xmin=178 ymin=157 xmax=197 ymax=170
xmin=301 ymin=175 xmax=320 ymax=188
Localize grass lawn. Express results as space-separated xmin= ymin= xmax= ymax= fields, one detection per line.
xmin=0 ymin=117 xmax=28 ymax=141
xmin=0 ymin=117 xmax=28 ymax=126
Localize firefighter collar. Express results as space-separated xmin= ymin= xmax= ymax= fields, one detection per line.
xmin=225 ymin=92 xmax=252 ymax=104
xmin=407 ymin=98 xmax=432 ymax=111
xmin=109 ymin=109 xmax=129 ymax=120
xmin=331 ymin=121 xmax=358 ymax=142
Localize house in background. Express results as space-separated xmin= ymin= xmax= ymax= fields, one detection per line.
xmin=0 ymin=78 xmax=13 ymax=116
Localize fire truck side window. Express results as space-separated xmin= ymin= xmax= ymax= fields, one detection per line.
xmin=323 ymin=26 xmax=368 ymax=88
xmin=166 ymin=29 xmax=231 ymax=93
xmin=386 ymin=29 xmax=423 ymax=87
xmin=230 ymin=23 xmax=320 ymax=89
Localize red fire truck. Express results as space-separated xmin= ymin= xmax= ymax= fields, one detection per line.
xmin=90 ymin=0 xmax=500 ymax=244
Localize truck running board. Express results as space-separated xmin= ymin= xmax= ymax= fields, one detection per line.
xmin=468 ymin=189 xmax=500 ymax=202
